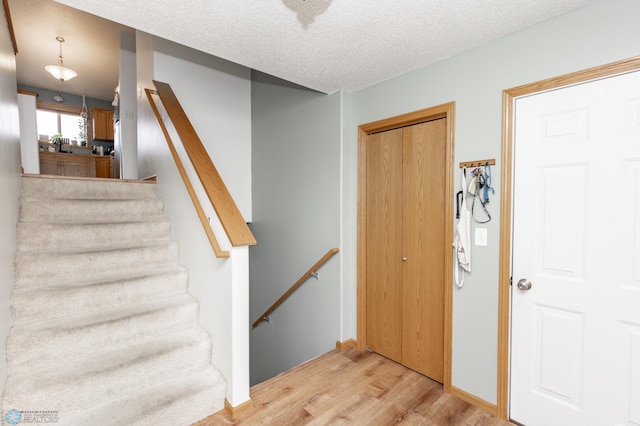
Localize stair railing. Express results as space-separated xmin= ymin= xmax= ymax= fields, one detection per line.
xmin=145 ymin=81 xmax=256 ymax=258
xmin=3 ymin=0 xmax=19 ymax=54
xmin=145 ymin=88 xmax=229 ymax=258
xmin=149 ymin=81 xmax=256 ymax=247
xmin=252 ymin=248 xmax=339 ymax=328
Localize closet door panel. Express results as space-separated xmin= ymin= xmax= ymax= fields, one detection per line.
xmin=366 ymin=128 xmax=404 ymax=361
xmin=401 ymin=119 xmax=446 ymax=381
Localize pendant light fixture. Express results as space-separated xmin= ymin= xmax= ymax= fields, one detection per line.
xmin=45 ymin=36 xmax=77 ymax=82
xmin=80 ymin=91 xmax=89 ymax=145
xmin=80 ymin=91 xmax=89 ymax=119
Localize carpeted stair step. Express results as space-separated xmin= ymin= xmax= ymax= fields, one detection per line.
xmin=6 ymin=294 xmax=200 ymax=373
xmin=21 ymin=175 xmax=158 ymax=200
xmin=3 ymin=176 xmax=227 ymax=424
xmin=14 ymin=241 xmax=180 ymax=288
xmin=2 ymin=328 xmax=214 ymax=416
xmin=10 ymin=266 xmax=188 ymax=324
xmin=16 ymin=219 xmax=172 ymax=251
xmin=19 ymin=197 xmax=165 ymax=223
xmin=60 ymin=365 xmax=226 ymax=426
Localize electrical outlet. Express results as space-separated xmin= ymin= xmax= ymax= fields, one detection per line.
xmin=475 ymin=227 xmax=488 ymax=247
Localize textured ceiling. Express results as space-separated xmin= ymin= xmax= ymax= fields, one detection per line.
xmin=12 ymin=0 xmax=598 ymax=100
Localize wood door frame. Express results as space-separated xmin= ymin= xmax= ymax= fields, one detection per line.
xmin=357 ymin=102 xmax=455 ymax=393
xmin=497 ymin=55 xmax=640 ymax=420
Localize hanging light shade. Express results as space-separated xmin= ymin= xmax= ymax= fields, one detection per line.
xmin=45 ymin=36 xmax=77 ymax=82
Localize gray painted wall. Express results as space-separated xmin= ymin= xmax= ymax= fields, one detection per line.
xmin=17 ymin=85 xmax=113 ymax=107
xmin=0 ymin=9 xmax=23 ymax=397
xmin=250 ymin=71 xmax=341 ymax=385
xmin=346 ymin=0 xmax=640 ymax=404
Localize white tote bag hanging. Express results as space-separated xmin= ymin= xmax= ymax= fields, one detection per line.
xmin=454 ymin=168 xmax=471 ymax=287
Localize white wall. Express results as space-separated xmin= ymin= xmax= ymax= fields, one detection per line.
xmin=0 ymin=8 xmax=23 ymax=397
xmin=146 ymin=38 xmax=252 ymax=220
xmin=346 ymin=0 xmax=640 ymax=404
xmin=135 ymin=32 xmax=252 ymax=405
xmin=118 ymin=30 xmax=138 ymax=180
xmin=250 ymin=72 xmax=342 ymax=385
xmin=17 ymin=93 xmax=39 ymax=174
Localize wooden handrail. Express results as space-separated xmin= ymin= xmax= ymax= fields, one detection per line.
xmin=152 ymin=81 xmax=256 ymax=247
xmin=252 ymin=248 xmax=339 ymax=328
xmin=3 ymin=0 xmax=18 ymax=54
xmin=145 ymin=88 xmax=230 ymax=258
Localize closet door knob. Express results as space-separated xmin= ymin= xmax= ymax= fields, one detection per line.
xmin=402 ymin=257 xmax=407 ymax=261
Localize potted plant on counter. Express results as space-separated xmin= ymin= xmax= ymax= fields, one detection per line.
xmin=49 ymin=133 xmax=62 ymax=144
xmin=78 ymin=117 xmax=87 ymax=146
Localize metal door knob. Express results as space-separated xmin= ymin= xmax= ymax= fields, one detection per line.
xmin=517 ymin=278 xmax=532 ymax=291
xmin=402 ymin=257 xmax=407 ymax=261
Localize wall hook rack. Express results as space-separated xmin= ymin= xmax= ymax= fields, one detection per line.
xmin=459 ymin=158 xmax=495 ymax=169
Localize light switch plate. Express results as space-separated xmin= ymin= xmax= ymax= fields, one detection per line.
xmin=475 ymin=227 xmax=488 ymax=246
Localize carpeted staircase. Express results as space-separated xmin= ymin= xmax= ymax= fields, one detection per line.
xmin=2 ymin=175 xmax=226 ymax=426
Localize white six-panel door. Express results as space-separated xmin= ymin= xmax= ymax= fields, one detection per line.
xmin=511 ymin=70 xmax=640 ymax=425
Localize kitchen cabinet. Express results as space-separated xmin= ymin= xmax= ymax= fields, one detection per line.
xmin=39 ymin=152 xmax=97 ymax=177
xmin=95 ymin=156 xmax=113 ymax=178
xmin=92 ymin=108 xmax=114 ymax=141
xmin=39 ymin=153 xmax=61 ymax=176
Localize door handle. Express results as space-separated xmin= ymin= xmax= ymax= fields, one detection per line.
xmin=517 ymin=278 xmax=532 ymax=291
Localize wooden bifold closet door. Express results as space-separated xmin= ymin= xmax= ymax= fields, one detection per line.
xmin=365 ymin=118 xmax=446 ymax=382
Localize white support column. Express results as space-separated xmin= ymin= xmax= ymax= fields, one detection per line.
xmin=17 ymin=93 xmax=40 ymax=174
xmin=227 ymin=245 xmax=250 ymax=406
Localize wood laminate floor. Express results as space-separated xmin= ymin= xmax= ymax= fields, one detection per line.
xmin=196 ymin=348 xmax=511 ymax=425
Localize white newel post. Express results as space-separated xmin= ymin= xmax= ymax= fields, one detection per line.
xmin=228 ymin=246 xmax=251 ymax=406
xmin=17 ymin=93 xmax=40 ymax=174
